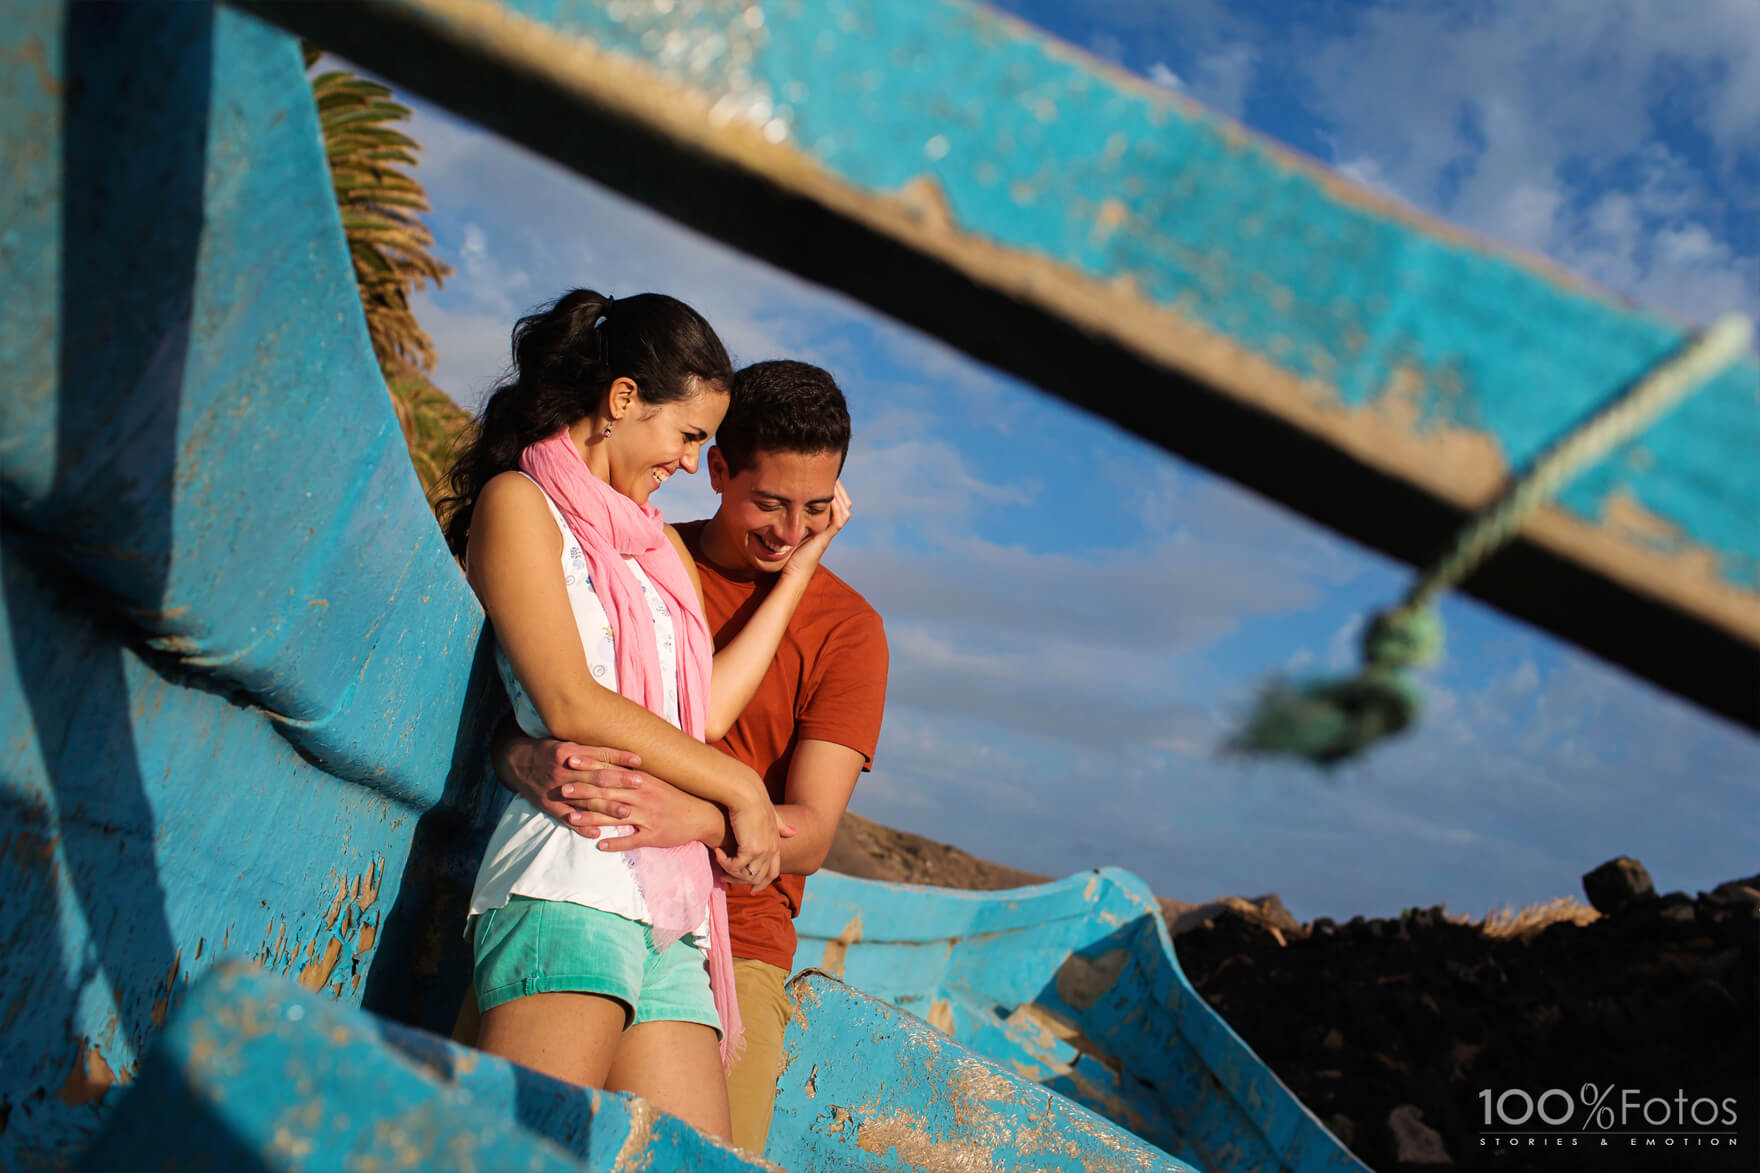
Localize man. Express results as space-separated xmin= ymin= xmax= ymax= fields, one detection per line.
xmin=485 ymin=359 xmax=888 ymax=1153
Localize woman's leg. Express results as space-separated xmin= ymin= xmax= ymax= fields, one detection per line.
xmin=606 ymin=927 xmax=732 ymax=1139
xmin=470 ymin=897 xmax=641 ymax=1086
xmin=477 ymin=992 xmax=627 ymax=1087
xmin=604 ymin=1020 xmax=732 ymax=1139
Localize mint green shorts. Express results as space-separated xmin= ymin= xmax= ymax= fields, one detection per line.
xmin=471 ymin=896 xmax=719 ymax=1035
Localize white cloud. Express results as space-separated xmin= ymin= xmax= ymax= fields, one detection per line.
xmin=408 ymin=292 xmax=512 ymax=411
xmin=1300 ymin=0 xmax=1759 ymax=324
xmin=1186 ymin=42 xmax=1257 ymax=121
xmin=1146 ymin=61 xmax=1183 ymax=91
xmin=1334 ymin=154 xmax=1407 ymax=206
xmin=646 ymin=460 xmax=721 ymax=524
xmin=397 ymin=98 xmax=863 ymax=404
xmin=842 ymin=435 xmax=1038 ymax=535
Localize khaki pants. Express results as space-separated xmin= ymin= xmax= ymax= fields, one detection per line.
xmin=727 ymin=958 xmax=792 ymax=1155
xmin=453 ymin=956 xmax=795 ymax=1156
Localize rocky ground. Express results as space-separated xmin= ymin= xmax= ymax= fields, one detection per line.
xmin=827 ymin=817 xmax=1759 ymax=1173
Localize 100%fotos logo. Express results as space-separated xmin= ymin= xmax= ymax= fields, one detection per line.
xmin=1481 ymin=1083 xmax=1739 ymax=1133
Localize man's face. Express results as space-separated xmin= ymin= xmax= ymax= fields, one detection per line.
xmin=707 ymin=445 xmax=844 ymax=574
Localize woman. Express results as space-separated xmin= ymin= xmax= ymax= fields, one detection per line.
xmin=436 ymin=289 xmax=847 ymax=1137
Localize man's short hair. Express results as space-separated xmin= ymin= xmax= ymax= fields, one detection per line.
xmin=718 ymin=360 xmax=852 ymax=475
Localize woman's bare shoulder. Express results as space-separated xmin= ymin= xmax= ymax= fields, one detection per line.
xmin=468 ymin=471 xmax=559 ymax=562
xmin=477 ymin=468 xmax=542 ymax=512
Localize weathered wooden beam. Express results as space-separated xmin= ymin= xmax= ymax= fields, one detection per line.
xmin=238 ymin=0 xmax=1760 ymax=729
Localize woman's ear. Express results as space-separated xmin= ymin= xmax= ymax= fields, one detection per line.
xmin=606 ymin=376 xmax=640 ymax=420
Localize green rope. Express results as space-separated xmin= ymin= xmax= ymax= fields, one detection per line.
xmin=1232 ymin=313 xmax=1754 ymax=767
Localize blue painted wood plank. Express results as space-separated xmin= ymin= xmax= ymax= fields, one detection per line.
xmin=1 ymin=4 xmax=502 ymax=1163
xmin=2 ymin=0 xmax=488 ymax=793
xmin=774 ymin=971 xmax=1197 ymax=1172
xmin=261 ymin=0 xmax=1760 ymax=595
xmin=799 ymin=870 xmax=1370 ymax=1173
xmin=246 ymin=0 xmax=1760 ymax=726
xmin=78 ymin=962 xmax=784 ymax=1172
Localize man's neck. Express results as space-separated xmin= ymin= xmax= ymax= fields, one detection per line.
xmin=695 ymin=512 xmax=771 ymax=583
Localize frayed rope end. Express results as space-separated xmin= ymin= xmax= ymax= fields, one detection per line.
xmin=1228 ymin=609 xmax=1441 ymax=767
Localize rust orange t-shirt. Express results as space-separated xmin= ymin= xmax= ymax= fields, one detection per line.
xmin=677 ymin=521 xmax=889 ymax=971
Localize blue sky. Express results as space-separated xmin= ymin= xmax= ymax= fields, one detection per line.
xmin=394 ymin=0 xmax=1759 ymax=922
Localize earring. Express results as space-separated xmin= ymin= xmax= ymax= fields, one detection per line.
xmin=602 ymin=423 xmax=613 ymax=438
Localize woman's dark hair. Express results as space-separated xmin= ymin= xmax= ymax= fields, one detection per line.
xmin=436 ymin=288 xmax=732 ymax=557
xmin=717 ymin=360 xmax=852 ymax=476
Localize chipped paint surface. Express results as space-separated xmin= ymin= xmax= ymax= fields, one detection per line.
xmin=79 ymin=964 xmax=785 ymax=1172
xmin=820 ymin=911 xmax=864 ymax=978
xmin=773 ymin=973 xmax=1193 ymax=1171
xmin=795 ymin=869 xmax=1370 ymax=1172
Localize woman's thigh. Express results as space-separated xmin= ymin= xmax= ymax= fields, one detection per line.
xmin=604 ymin=1019 xmax=731 ymax=1140
xmin=477 ymin=992 xmax=627 ymax=1087
xmin=470 ymin=897 xmax=648 ymax=1086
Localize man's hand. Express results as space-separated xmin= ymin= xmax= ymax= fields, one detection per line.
xmin=497 ymin=736 xmax=650 ymax=838
xmin=713 ymin=800 xmax=795 ymax=894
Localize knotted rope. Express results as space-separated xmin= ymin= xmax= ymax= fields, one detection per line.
xmin=1231 ymin=314 xmax=1754 ymax=767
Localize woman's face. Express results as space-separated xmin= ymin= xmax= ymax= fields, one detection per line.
xmin=608 ymin=379 xmax=729 ymax=505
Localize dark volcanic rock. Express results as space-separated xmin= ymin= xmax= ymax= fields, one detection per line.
xmin=1388 ymin=1104 xmax=1452 ymax=1165
xmin=1173 ymin=878 xmax=1759 ymax=1172
xmin=1582 ymin=856 xmax=1656 ymax=914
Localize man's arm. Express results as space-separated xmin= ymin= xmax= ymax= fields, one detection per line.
xmin=493 ymin=724 xmax=851 ymax=873
xmin=769 ymin=603 xmax=887 ymax=875
xmin=769 ymin=739 xmax=865 ymax=875
xmin=492 ymin=720 xmax=792 ymax=853
xmin=491 ymin=715 xmax=654 ymax=837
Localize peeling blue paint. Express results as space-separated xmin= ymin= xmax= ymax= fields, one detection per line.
xmin=1 ymin=4 xmax=502 ymax=1164
xmin=79 ymin=963 xmax=785 ymax=1172
xmin=775 ymin=971 xmax=1196 ymax=1171
xmin=798 ymin=870 xmax=1370 ymax=1173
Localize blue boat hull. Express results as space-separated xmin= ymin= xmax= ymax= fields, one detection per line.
xmin=7 ymin=0 xmax=1748 ymax=1167
xmin=2 ymin=4 xmax=504 ymax=1162
xmin=77 ymin=959 xmax=1196 ymax=1172
xmin=793 ymin=870 xmax=1367 ymax=1173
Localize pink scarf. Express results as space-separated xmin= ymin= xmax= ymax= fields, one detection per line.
xmin=519 ymin=428 xmax=742 ymax=1067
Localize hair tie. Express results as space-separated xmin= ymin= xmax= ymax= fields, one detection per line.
xmin=595 ymin=295 xmax=615 ymax=364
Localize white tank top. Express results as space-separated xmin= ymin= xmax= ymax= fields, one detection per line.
xmin=467 ymin=476 xmax=702 ymax=935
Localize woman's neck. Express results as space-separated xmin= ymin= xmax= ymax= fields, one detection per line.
xmin=568 ymin=417 xmax=614 ymax=485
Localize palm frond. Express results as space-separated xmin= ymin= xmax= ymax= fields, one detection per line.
xmin=306 ymin=52 xmax=464 ymax=504
xmin=307 ymin=56 xmax=452 ymax=379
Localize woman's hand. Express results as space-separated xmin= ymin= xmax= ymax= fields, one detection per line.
xmin=583 ymin=772 xmax=726 ymax=851
xmin=715 ymin=797 xmax=795 ymax=893
xmin=777 ymin=481 xmax=852 ymax=586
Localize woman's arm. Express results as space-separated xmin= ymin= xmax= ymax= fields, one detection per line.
xmin=468 ymin=472 xmax=783 ymax=887
xmin=677 ymin=482 xmax=851 ymax=741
